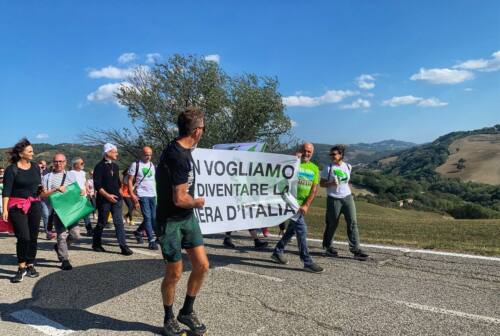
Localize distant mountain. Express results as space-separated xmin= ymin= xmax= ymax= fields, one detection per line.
xmin=375 ymin=124 xmax=500 ymax=185
xmin=312 ymin=140 xmax=417 ymax=168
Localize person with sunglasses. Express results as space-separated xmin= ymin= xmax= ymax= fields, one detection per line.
xmin=320 ymin=145 xmax=369 ymax=260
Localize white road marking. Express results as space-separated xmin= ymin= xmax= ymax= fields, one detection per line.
xmin=218 ymin=266 xmax=284 ymax=282
xmin=130 ymin=248 xmax=161 ymax=257
xmin=267 ymin=234 xmax=500 ymax=262
xmin=10 ymin=309 xmax=75 ymax=335
xmin=394 ymin=300 xmax=500 ymax=325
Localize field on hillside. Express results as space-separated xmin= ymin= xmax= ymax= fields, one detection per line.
xmin=435 ymin=134 xmax=500 ymax=185
xmin=279 ymin=196 xmax=500 ymax=256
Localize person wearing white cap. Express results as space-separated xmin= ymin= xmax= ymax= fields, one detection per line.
xmin=91 ymin=143 xmax=133 ymax=256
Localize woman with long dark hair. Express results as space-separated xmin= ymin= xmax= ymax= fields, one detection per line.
xmin=1 ymin=138 xmax=43 ymax=283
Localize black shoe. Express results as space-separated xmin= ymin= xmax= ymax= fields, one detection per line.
xmin=53 ymin=243 xmax=63 ymax=261
xmin=61 ymin=260 xmax=73 ymax=271
xmin=26 ymin=265 xmax=40 ymax=278
xmin=325 ymin=246 xmax=339 ymax=257
xmin=86 ymin=228 xmax=94 ymax=237
xmin=92 ymin=245 xmax=106 ymax=252
xmin=271 ymin=253 xmax=289 ymax=265
xmin=254 ymin=238 xmax=268 ymax=249
xmin=120 ymin=245 xmax=133 ymax=256
xmin=11 ymin=267 xmax=27 ymax=283
xmin=352 ymin=250 xmax=369 ymax=261
xmin=133 ymin=230 xmax=144 ymax=244
xmin=177 ymin=311 xmax=207 ymax=335
xmin=304 ymin=263 xmax=324 ymax=273
xmin=148 ymin=241 xmax=159 ymax=250
xmin=223 ymin=236 xmax=235 ymax=248
xmin=163 ymin=316 xmax=186 ymax=336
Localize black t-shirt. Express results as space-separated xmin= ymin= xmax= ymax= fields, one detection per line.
xmin=156 ymin=140 xmax=196 ymax=221
xmin=93 ymin=159 xmax=122 ymax=205
xmin=2 ymin=163 xmax=41 ymax=198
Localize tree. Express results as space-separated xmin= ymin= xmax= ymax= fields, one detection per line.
xmin=85 ymin=54 xmax=292 ymax=157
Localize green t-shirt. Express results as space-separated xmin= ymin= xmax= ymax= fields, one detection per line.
xmin=296 ymin=161 xmax=319 ymax=205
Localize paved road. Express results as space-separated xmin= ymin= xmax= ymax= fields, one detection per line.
xmin=0 ymin=226 xmax=499 ymax=336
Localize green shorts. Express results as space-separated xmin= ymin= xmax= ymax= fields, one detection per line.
xmin=158 ymin=213 xmax=204 ymax=263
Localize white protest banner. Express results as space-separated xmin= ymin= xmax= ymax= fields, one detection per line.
xmin=191 ymin=148 xmax=300 ymax=234
xmin=213 ymin=142 xmax=267 ymax=152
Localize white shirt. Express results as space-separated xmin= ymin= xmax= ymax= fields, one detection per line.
xmin=71 ymin=170 xmax=87 ymax=195
xmin=320 ymin=162 xmax=352 ymax=198
xmin=128 ymin=160 xmax=156 ymax=197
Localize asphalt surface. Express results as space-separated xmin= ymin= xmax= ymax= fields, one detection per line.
xmin=0 ymin=224 xmax=499 ymax=336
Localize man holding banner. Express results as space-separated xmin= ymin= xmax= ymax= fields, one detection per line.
xmin=271 ymin=143 xmax=324 ymax=273
xmin=41 ymin=153 xmax=80 ymax=271
xmin=156 ymin=106 xmax=209 ymax=336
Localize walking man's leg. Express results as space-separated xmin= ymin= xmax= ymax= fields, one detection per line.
xmin=271 ymin=220 xmax=296 ymax=264
xmin=110 ymin=201 xmax=132 ymax=256
xmin=294 ymin=215 xmax=323 ymax=272
xmin=92 ymin=202 xmax=110 ymax=252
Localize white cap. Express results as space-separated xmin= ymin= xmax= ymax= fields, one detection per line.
xmin=103 ymin=143 xmax=117 ymax=155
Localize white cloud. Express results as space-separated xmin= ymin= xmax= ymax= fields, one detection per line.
xmin=382 ymin=95 xmax=447 ymax=108
xmin=356 ymin=74 xmax=376 ymax=90
xmin=118 ymin=52 xmax=137 ymax=64
xmin=87 ymin=82 xmax=132 ymax=107
xmin=454 ymin=50 xmax=500 ymax=72
xmin=291 ymin=120 xmax=299 ymax=127
xmin=36 ymin=133 xmax=49 ymax=140
xmin=464 ymin=87 xmax=475 ymax=92
xmin=204 ymin=54 xmax=220 ymax=63
xmin=410 ymin=67 xmax=474 ymax=84
xmin=283 ymin=90 xmax=358 ymax=107
xmin=146 ymin=53 xmax=162 ymax=64
xmin=88 ymin=65 xmax=149 ymax=79
xmin=341 ymin=99 xmax=371 ymax=110
xmin=417 ymin=97 xmax=448 ymax=107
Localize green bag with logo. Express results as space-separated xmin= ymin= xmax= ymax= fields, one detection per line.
xmin=49 ymin=182 xmax=95 ymax=228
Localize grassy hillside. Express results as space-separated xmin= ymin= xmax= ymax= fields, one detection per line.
xmin=300 ymin=197 xmax=500 ymax=256
xmin=435 ymin=134 xmax=500 ymax=185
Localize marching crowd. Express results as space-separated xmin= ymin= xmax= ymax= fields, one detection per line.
xmin=0 ymin=106 xmax=368 ymax=336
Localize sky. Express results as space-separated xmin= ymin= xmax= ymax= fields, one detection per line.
xmin=0 ymin=0 xmax=499 ymax=147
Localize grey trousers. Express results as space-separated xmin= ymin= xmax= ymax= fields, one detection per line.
xmin=54 ymin=214 xmax=81 ymax=261
xmin=322 ymin=194 xmax=361 ymax=252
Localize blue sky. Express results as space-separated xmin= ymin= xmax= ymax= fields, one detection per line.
xmin=0 ymin=1 xmax=499 ymax=147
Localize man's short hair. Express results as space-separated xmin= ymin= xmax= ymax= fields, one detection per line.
xmin=177 ymin=106 xmax=205 ymax=137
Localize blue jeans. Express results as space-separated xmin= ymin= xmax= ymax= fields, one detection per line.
xmin=137 ymin=197 xmax=156 ymax=242
xmin=273 ymin=213 xmax=313 ymax=266
xmin=41 ymin=201 xmax=50 ymax=232
xmin=93 ymin=200 xmax=127 ymax=247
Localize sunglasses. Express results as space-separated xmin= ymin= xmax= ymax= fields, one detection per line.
xmin=53 ymin=160 xmax=65 ymax=164
xmin=330 ymin=152 xmax=341 ymax=156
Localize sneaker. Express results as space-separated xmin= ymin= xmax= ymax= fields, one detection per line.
xmin=26 ymin=265 xmax=40 ymax=278
xmin=304 ymin=263 xmax=324 ymax=273
xmin=352 ymin=250 xmax=369 ymax=261
xmin=271 ymin=253 xmax=289 ymax=265
xmin=133 ymin=230 xmax=144 ymax=244
xmin=11 ymin=267 xmax=27 ymax=283
xmin=262 ymin=227 xmax=270 ymax=237
xmin=177 ymin=311 xmax=207 ymax=335
xmin=53 ymin=243 xmax=63 ymax=261
xmin=163 ymin=316 xmax=186 ymax=336
xmin=148 ymin=241 xmax=159 ymax=250
xmin=254 ymin=238 xmax=268 ymax=249
xmin=120 ymin=245 xmax=133 ymax=256
xmin=325 ymin=246 xmax=339 ymax=257
xmin=61 ymin=260 xmax=73 ymax=271
xmin=223 ymin=236 xmax=235 ymax=248
xmin=92 ymin=245 xmax=106 ymax=253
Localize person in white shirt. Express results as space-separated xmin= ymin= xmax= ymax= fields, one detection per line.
xmin=70 ymin=157 xmax=93 ymax=236
xmin=319 ymin=145 xmax=369 ymax=261
xmin=128 ymin=146 xmax=158 ymax=250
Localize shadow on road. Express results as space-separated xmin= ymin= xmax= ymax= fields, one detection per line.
xmin=0 ymin=247 xmax=291 ymax=334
